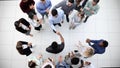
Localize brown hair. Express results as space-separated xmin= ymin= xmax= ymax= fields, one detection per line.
xmin=16 ymin=41 xmax=24 ymax=55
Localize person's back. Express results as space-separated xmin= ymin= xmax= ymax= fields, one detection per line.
xmin=46 ymin=32 xmax=65 ymax=54
xmin=86 ymin=39 xmax=108 ymax=54
xmin=20 ymin=0 xmax=35 ymax=13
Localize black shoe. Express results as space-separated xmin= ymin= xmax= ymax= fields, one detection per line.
xmin=58 ymin=23 xmax=61 ymax=27
xmin=83 ymin=20 xmax=87 ymax=23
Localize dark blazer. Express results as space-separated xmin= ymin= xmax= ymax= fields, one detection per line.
xmin=20 ymin=0 xmax=35 ymax=13
xmin=46 ymin=42 xmax=65 ymax=54
xmin=17 ymin=41 xmax=32 ymax=56
xmin=14 ymin=18 xmax=30 ymax=34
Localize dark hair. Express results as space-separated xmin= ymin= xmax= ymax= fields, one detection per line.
xmin=93 ymin=0 xmax=99 ymax=4
xmin=14 ymin=21 xmax=20 ymax=28
xmin=44 ymin=64 xmax=52 ymax=68
xmin=71 ymin=57 xmax=79 ymax=65
xmin=76 ymin=0 xmax=82 ymax=5
xmin=16 ymin=41 xmax=24 ymax=55
xmin=28 ymin=61 xmax=36 ymax=68
xmin=103 ymin=40 xmax=108 ymax=47
xmin=68 ymin=0 xmax=74 ymax=3
xmin=51 ymin=41 xmax=58 ymax=49
xmin=51 ymin=9 xmax=58 ymax=16
xmin=41 ymin=0 xmax=45 ymax=1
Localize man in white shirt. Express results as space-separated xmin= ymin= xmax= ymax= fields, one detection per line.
xmin=49 ymin=9 xmax=64 ymax=33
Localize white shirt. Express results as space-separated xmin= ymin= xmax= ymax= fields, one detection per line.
xmin=49 ymin=8 xmax=64 ymax=31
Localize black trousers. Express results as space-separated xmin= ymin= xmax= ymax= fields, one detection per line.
xmin=84 ymin=16 xmax=89 ymax=23
xmin=65 ymin=14 xmax=69 ymax=22
xmin=34 ymin=24 xmax=42 ymax=31
xmin=27 ymin=9 xmax=36 ymax=19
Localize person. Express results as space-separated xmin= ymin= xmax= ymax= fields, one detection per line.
xmin=41 ymin=58 xmax=55 ymax=68
xmin=28 ymin=54 xmax=43 ymax=68
xmin=36 ymin=0 xmax=52 ymax=19
xmin=49 ymin=9 xmax=64 ymax=33
xmin=14 ymin=18 xmax=33 ymax=37
xmin=86 ymin=38 xmax=108 ymax=54
xmin=74 ymin=0 xmax=88 ymax=12
xmin=81 ymin=61 xmax=95 ymax=68
xmin=20 ymin=0 xmax=42 ymax=31
xmin=64 ymin=51 xmax=84 ymax=68
xmin=53 ymin=0 xmax=75 ymax=22
xmin=69 ymin=10 xmax=84 ymax=29
xmin=82 ymin=0 xmax=100 ymax=23
xmin=46 ymin=32 xmax=65 ymax=54
xmin=56 ymin=56 xmax=70 ymax=68
xmin=76 ymin=41 xmax=95 ymax=58
xmin=16 ymin=41 xmax=34 ymax=56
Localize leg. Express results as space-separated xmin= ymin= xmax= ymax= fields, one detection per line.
xmin=84 ymin=16 xmax=89 ymax=23
xmin=66 ymin=14 xmax=69 ymax=22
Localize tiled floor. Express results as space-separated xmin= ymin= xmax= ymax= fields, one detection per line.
xmin=0 ymin=0 xmax=120 ymax=68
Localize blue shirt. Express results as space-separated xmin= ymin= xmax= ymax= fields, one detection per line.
xmin=88 ymin=40 xmax=106 ymax=54
xmin=49 ymin=9 xmax=64 ymax=31
xmin=36 ymin=0 xmax=52 ymax=14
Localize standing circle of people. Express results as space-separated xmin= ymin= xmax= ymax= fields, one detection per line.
xmin=14 ymin=0 xmax=109 ymax=68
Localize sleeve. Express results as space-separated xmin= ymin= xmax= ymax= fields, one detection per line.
xmin=47 ymin=0 xmax=52 ymax=9
xmin=61 ymin=10 xmax=64 ymax=21
xmin=49 ymin=19 xmax=57 ymax=31
xmin=93 ymin=5 xmax=100 ymax=14
xmin=53 ymin=0 xmax=64 ymax=9
xmin=90 ymin=40 xmax=100 ymax=43
xmin=36 ymin=3 xmax=46 ymax=14
xmin=19 ymin=18 xmax=30 ymax=27
xmin=84 ymin=1 xmax=90 ymax=9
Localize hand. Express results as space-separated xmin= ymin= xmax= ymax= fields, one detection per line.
xmin=86 ymin=38 xmax=90 ymax=43
xmin=28 ymin=42 xmax=32 ymax=45
xmin=29 ymin=26 xmax=32 ymax=29
xmin=85 ymin=7 xmax=90 ymax=11
xmin=46 ymin=8 xmax=49 ymax=13
xmin=56 ymin=31 xmax=61 ymax=35
xmin=90 ymin=10 xmax=94 ymax=14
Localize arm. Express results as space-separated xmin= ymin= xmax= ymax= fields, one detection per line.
xmin=47 ymin=0 xmax=52 ymax=10
xmin=53 ymin=0 xmax=64 ymax=9
xmin=56 ymin=32 xmax=64 ymax=43
xmin=92 ymin=6 xmax=100 ymax=14
xmin=49 ymin=19 xmax=57 ymax=32
xmin=84 ymin=1 xmax=90 ymax=10
xmin=86 ymin=39 xmax=100 ymax=46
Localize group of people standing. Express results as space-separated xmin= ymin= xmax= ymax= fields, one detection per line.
xmin=14 ymin=0 xmax=109 ymax=68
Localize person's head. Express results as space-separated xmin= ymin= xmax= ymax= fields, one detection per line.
xmin=83 ymin=47 xmax=94 ymax=58
xmin=76 ymin=0 xmax=82 ymax=5
xmin=14 ymin=21 xmax=21 ymax=28
xmin=71 ymin=57 xmax=80 ymax=65
xmin=92 ymin=0 xmax=99 ymax=5
xmin=28 ymin=61 xmax=37 ymax=68
xmin=51 ymin=9 xmax=58 ymax=17
xmin=67 ymin=0 xmax=74 ymax=6
xmin=44 ymin=65 xmax=52 ymax=68
xmin=99 ymin=40 xmax=108 ymax=48
xmin=41 ymin=0 xmax=46 ymax=4
xmin=22 ymin=0 xmax=28 ymax=2
xmin=41 ymin=61 xmax=54 ymax=68
xmin=16 ymin=41 xmax=24 ymax=55
xmin=51 ymin=41 xmax=58 ymax=49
